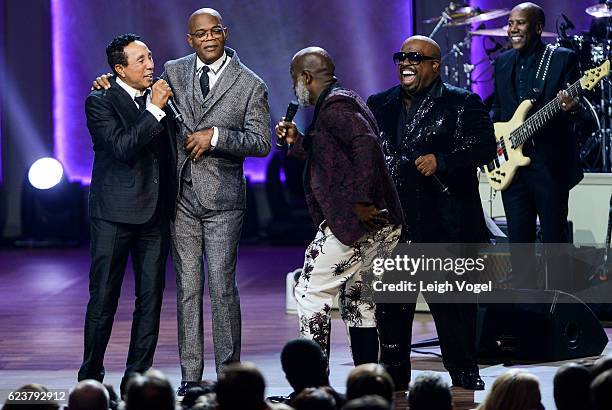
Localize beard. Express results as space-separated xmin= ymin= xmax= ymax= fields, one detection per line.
xmin=294 ymin=78 xmax=311 ymax=106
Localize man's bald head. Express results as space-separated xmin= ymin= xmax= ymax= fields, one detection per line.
xmin=68 ymin=380 xmax=109 ymax=410
xmin=187 ymin=7 xmax=227 ymax=64
xmin=511 ymin=2 xmax=545 ymax=27
xmin=188 ymin=8 xmax=223 ymax=32
xmin=396 ymin=35 xmax=441 ymax=95
xmin=401 ymin=35 xmax=441 ymax=60
xmin=291 ymin=47 xmax=335 ymax=80
xmin=507 ymin=2 xmax=545 ymax=52
xmin=290 ymin=47 xmax=337 ymax=106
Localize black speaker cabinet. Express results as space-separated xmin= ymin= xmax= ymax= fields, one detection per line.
xmin=477 ymin=289 xmax=608 ymax=363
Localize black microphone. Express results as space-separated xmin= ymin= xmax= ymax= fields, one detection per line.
xmin=561 ymin=13 xmax=575 ymax=30
xmin=154 ymin=77 xmax=183 ymax=123
xmin=276 ymin=101 xmax=299 ymax=149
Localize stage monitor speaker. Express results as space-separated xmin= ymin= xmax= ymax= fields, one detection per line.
xmin=477 ymin=289 xmax=608 ymax=363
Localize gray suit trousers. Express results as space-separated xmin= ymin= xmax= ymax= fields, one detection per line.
xmin=171 ymin=181 xmax=244 ymax=381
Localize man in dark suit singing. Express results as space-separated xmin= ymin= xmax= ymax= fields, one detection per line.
xmin=367 ymin=35 xmax=496 ymax=390
xmin=79 ymin=33 xmax=176 ymax=395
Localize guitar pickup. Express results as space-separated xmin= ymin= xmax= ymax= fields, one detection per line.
xmin=500 ymin=139 xmax=509 ymax=160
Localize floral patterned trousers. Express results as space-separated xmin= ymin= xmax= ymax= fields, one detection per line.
xmin=295 ymin=222 xmax=401 ymax=360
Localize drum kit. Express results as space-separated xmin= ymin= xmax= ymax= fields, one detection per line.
xmin=425 ymin=1 xmax=612 ymax=171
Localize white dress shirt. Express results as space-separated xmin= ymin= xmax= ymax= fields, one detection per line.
xmin=115 ymin=77 xmax=166 ymax=122
xmin=195 ymin=52 xmax=231 ymax=148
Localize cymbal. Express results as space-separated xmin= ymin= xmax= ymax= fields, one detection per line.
xmin=470 ymin=25 xmax=557 ymax=37
xmin=423 ymin=6 xmax=479 ymax=23
xmin=447 ymin=9 xmax=511 ymax=26
xmin=586 ymin=3 xmax=612 ymax=18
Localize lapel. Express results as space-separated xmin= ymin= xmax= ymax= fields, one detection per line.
xmin=401 ymin=81 xmax=442 ymax=147
xmin=193 ymin=48 xmax=241 ymax=128
xmin=379 ymin=87 xmax=402 ymax=147
xmin=497 ymin=51 xmax=519 ymax=106
xmin=178 ymin=54 xmax=199 ymax=124
xmin=108 ymin=77 xmax=141 ymax=127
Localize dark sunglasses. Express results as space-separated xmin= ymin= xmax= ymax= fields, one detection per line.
xmin=393 ymin=51 xmax=437 ymax=65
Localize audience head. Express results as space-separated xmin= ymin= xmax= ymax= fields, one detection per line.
xmin=553 ymin=363 xmax=592 ymax=410
xmin=2 ymin=384 xmax=60 ymax=410
xmin=190 ymin=393 xmax=218 ymax=410
xmin=591 ymin=368 xmax=612 ymax=410
xmin=291 ymin=387 xmax=336 ymax=410
xmin=281 ymin=338 xmax=329 ymax=394
xmin=216 ymin=362 xmax=267 ymax=410
xmin=342 ymin=395 xmax=391 ymax=410
xmin=477 ymin=369 xmax=543 ymax=410
xmin=68 ymin=380 xmax=109 ymax=410
xmin=125 ymin=369 xmax=174 ymax=410
xmin=269 ymin=404 xmax=294 ymax=410
xmin=592 ymin=355 xmax=612 ymax=379
xmin=181 ymin=384 xmax=215 ymax=409
xmin=407 ymin=372 xmax=453 ymax=410
xmin=103 ymin=384 xmax=119 ymax=410
xmin=346 ymin=364 xmax=394 ymax=403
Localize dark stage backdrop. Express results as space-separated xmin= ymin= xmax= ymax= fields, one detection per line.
xmin=51 ymin=0 xmax=414 ymax=184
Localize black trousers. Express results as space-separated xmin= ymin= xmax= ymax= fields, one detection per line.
xmin=78 ymin=212 xmax=169 ymax=383
xmin=376 ymin=296 xmax=478 ymax=389
xmin=501 ymin=162 xmax=570 ymax=289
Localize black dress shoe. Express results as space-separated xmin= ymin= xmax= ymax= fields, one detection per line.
xmin=450 ymin=371 xmax=485 ymax=390
xmin=176 ymin=381 xmax=201 ymax=397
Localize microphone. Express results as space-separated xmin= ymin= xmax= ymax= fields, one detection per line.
xmin=154 ymin=77 xmax=183 ymax=123
xmin=561 ymin=14 xmax=575 ymax=30
xmin=276 ymin=101 xmax=299 ymax=149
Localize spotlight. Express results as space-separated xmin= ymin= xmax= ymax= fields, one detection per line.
xmin=27 ymin=157 xmax=64 ymax=189
xmin=20 ymin=157 xmax=85 ymax=245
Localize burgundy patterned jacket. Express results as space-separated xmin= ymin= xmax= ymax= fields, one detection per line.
xmin=288 ymin=87 xmax=403 ymax=246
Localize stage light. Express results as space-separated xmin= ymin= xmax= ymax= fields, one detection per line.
xmin=20 ymin=159 xmax=85 ymax=245
xmin=27 ymin=157 xmax=64 ymax=190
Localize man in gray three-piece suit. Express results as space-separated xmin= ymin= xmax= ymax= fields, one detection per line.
xmin=163 ymin=8 xmax=271 ymax=394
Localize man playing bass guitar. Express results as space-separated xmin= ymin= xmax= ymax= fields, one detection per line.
xmin=490 ymin=2 xmax=583 ymax=289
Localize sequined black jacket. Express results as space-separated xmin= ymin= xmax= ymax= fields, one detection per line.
xmin=367 ymin=81 xmax=496 ymax=243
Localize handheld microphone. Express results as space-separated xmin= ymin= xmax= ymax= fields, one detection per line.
xmin=154 ymin=77 xmax=183 ymax=123
xmin=561 ymin=14 xmax=575 ymax=30
xmin=276 ymin=101 xmax=299 ymax=149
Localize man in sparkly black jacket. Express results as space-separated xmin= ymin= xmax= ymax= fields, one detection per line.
xmin=367 ymin=35 xmax=496 ymax=391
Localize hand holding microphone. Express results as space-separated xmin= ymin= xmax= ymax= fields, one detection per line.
xmin=415 ymin=153 xmax=451 ymax=196
xmin=275 ymin=101 xmax=299 ymax=148
xmin=154 ymin=77 xmax=184 ymax=123
xmin=151 ymin=79 xmax=173 ymax=109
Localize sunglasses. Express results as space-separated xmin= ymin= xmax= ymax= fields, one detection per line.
xmin=393 ymin=51 xmax=437 ymax=65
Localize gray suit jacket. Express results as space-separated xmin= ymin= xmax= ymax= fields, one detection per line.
xmin=163 ymin=47 xmax=271 ymax=210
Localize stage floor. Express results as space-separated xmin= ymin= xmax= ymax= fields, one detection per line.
xmin=0 ymin=245 xmax=610 ymax=409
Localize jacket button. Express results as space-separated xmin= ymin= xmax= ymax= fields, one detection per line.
xmin=153 ymin=178 xmax=159 ymax=184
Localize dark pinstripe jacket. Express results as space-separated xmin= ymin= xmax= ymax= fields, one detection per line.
xmin=86 ymin=77 xmax=177 ymax=224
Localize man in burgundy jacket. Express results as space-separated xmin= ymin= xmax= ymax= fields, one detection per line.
xmin=275 ymin=47 xmax=403 ymax=366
